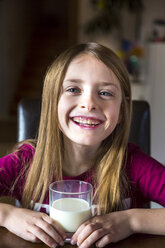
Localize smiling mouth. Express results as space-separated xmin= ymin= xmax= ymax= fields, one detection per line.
xmin=71 ymin=117 xmax=103 ymax=127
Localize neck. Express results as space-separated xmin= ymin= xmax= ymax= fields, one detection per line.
xmin=62 ymin=138 xmax=100 ymax=177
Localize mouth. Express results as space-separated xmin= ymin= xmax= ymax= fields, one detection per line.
xmin=71 ymin=116 xmax=103 ymax=127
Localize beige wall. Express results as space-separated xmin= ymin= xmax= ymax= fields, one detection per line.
xmin=77 ymin=0 xmax=121 ymax=50
xmin=77 ymin=0 xmax=165 ymax=50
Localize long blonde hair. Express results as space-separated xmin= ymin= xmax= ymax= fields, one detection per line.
xmin=22 ymin=42 xmax=132 ymax=213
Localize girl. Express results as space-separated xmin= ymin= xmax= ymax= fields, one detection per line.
xmin=0 ymin=42 xmax=165 ymax=248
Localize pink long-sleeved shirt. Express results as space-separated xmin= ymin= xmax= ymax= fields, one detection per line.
xmin=0 ymin=143 xmax=165 ymax=213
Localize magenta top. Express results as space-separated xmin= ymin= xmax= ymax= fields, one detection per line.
xmin=0 ymin=143 xmax=165 ymax=213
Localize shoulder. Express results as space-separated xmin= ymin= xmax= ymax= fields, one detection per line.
xmin=0 ymin=143 xmax=35 ymax=168
xmin=126 ymin=142 xmax=165 ymax=180
xmin=126 ymin=143 xmax=165 ymax=206
xmin=127 ymin=142 xmax=156 ymax=164
xmin=17 ymin=143 xmax=35 ymax=157
xmin=16 ymin=143 xmax=35 ymax=162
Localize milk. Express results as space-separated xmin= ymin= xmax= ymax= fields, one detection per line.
xmin=50 ymin=198 xmax=92 ymax=232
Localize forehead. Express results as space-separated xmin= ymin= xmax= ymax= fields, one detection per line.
xmin=68 ymin=53 xmax=108 ymax=70
xmin=64 ymin=54 xmax=120 ymax=84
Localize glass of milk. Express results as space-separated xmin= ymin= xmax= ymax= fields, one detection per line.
xmin=49 ymin=180 xmax=93 ymax=239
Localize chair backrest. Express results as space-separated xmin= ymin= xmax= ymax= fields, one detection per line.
xmin=17 ymin=99 xmax=150 ymax=154
xmin=129 ymin=100 xmax=150 ymax=154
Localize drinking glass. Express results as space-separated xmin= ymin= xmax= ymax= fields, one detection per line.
xmin=49 ymin=180 xmax=93 ymax=238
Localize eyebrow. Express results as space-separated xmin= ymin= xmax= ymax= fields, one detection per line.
xmin=63 ymin=79 xmax=120 ymax=90
xmin=63 ymin=79 xmax=83 ymax=84
xmin=101 ymin=82 xmax=119 ymax=89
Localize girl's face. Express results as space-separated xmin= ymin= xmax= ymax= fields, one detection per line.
xmin=58 ymin=54 xmax=122 ymax=147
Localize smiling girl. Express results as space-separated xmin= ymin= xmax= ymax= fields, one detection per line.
xmin=0 ymin=42 xmax=165 ymax=248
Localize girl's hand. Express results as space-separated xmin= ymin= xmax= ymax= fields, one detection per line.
xmin=3 ymin=205 xmax=66 ymax=248
xmin=71 ymin=210 xmax=134 ymax=248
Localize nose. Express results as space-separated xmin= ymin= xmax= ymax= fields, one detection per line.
xmin=80 ymin=92 xmax=98 ymax=111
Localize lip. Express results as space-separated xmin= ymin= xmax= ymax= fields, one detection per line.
xmin=70 ymin=115 xmax=105 ymax=121
xmin=70 ymin=115 xmax=104 ymax=129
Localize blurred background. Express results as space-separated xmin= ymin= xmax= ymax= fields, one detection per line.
xmin=0 ymin=0 xmax=165 ymax=167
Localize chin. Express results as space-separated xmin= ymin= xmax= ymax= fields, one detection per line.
xmin=73 ymin=139 xmax=101 ymax=147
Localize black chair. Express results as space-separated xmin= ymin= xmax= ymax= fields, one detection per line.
xmin=17 ymin=99 xmax=150 ymax=155
xmin=130 ymin=100 xmax=150 ymax=155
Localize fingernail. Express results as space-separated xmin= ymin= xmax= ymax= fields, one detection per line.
xmin=71 ymin=239 xmax=76 ymax=245
xmin=52 ymin=244 xmax=57 ymax=248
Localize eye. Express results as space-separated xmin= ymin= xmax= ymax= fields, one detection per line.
xmin=66 ymin=87 xmax=80 ymax=94
xmin=99 ymin=91 xmax=113 ymax=98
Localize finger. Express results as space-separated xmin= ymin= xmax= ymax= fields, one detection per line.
xmin=72 ymin=216 xmax=98 ymax=241
xmin=74 ymin=222 xmax=89 ymax=236
xmin=77 ymin=222 xmax=102 ymax=246
xmin=35 ymin=218 xmax=65 ymax=246
xmin=18 ymin=231 xmax=41 ymax=243
xmin=42 ymin=214 xmax=66 ymax=239
xmin=29 ymin=224 xmax=58 ymax=248
xmin=79 ymin=228 xmax=109 ymax=248
xmin=71 ymin=221 xmax=91 ymax=244
xmin=71 ymin=216 xmax=101 ymax=244
xmin=95 ymin=234 xmax=112 ymax=248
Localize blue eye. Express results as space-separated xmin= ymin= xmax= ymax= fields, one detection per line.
xmin=66 ymin=87 xmax=80 ymax=93
xmin=99 ymin=91 xmax=112 ymax=97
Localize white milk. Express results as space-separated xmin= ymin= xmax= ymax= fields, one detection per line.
xmin=50 ymin=198 xmax=91 ymax=232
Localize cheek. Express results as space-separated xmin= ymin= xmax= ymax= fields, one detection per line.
xmin=58 ymin=97 xmax=72 ymax=127
xmin=116 ymin=107 xmax=122 ymax=123
xmin=58 ymin=95 xmax=73 ymax=112
xmin=58 ymin=99 xmax=66 ymax=128
xmin=114 ymin=99 xmax=122 ymax=123
xmin=58 ymin=96 xmax=68 ymax=115
xmin=105 ymin=104 xmax=121 ymax=128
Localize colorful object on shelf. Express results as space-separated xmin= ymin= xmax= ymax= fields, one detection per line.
xmin=118 ymin=39 xmax=144 ymax=83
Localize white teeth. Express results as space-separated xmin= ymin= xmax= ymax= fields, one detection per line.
xmin=72 ymin=117 xmax=100 ymax=126
xmin=88 ymin=119 xmax=92 ymax=125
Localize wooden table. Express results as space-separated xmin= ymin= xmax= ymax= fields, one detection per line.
xmin=1 ymin=227 xmax=165 ymax=248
